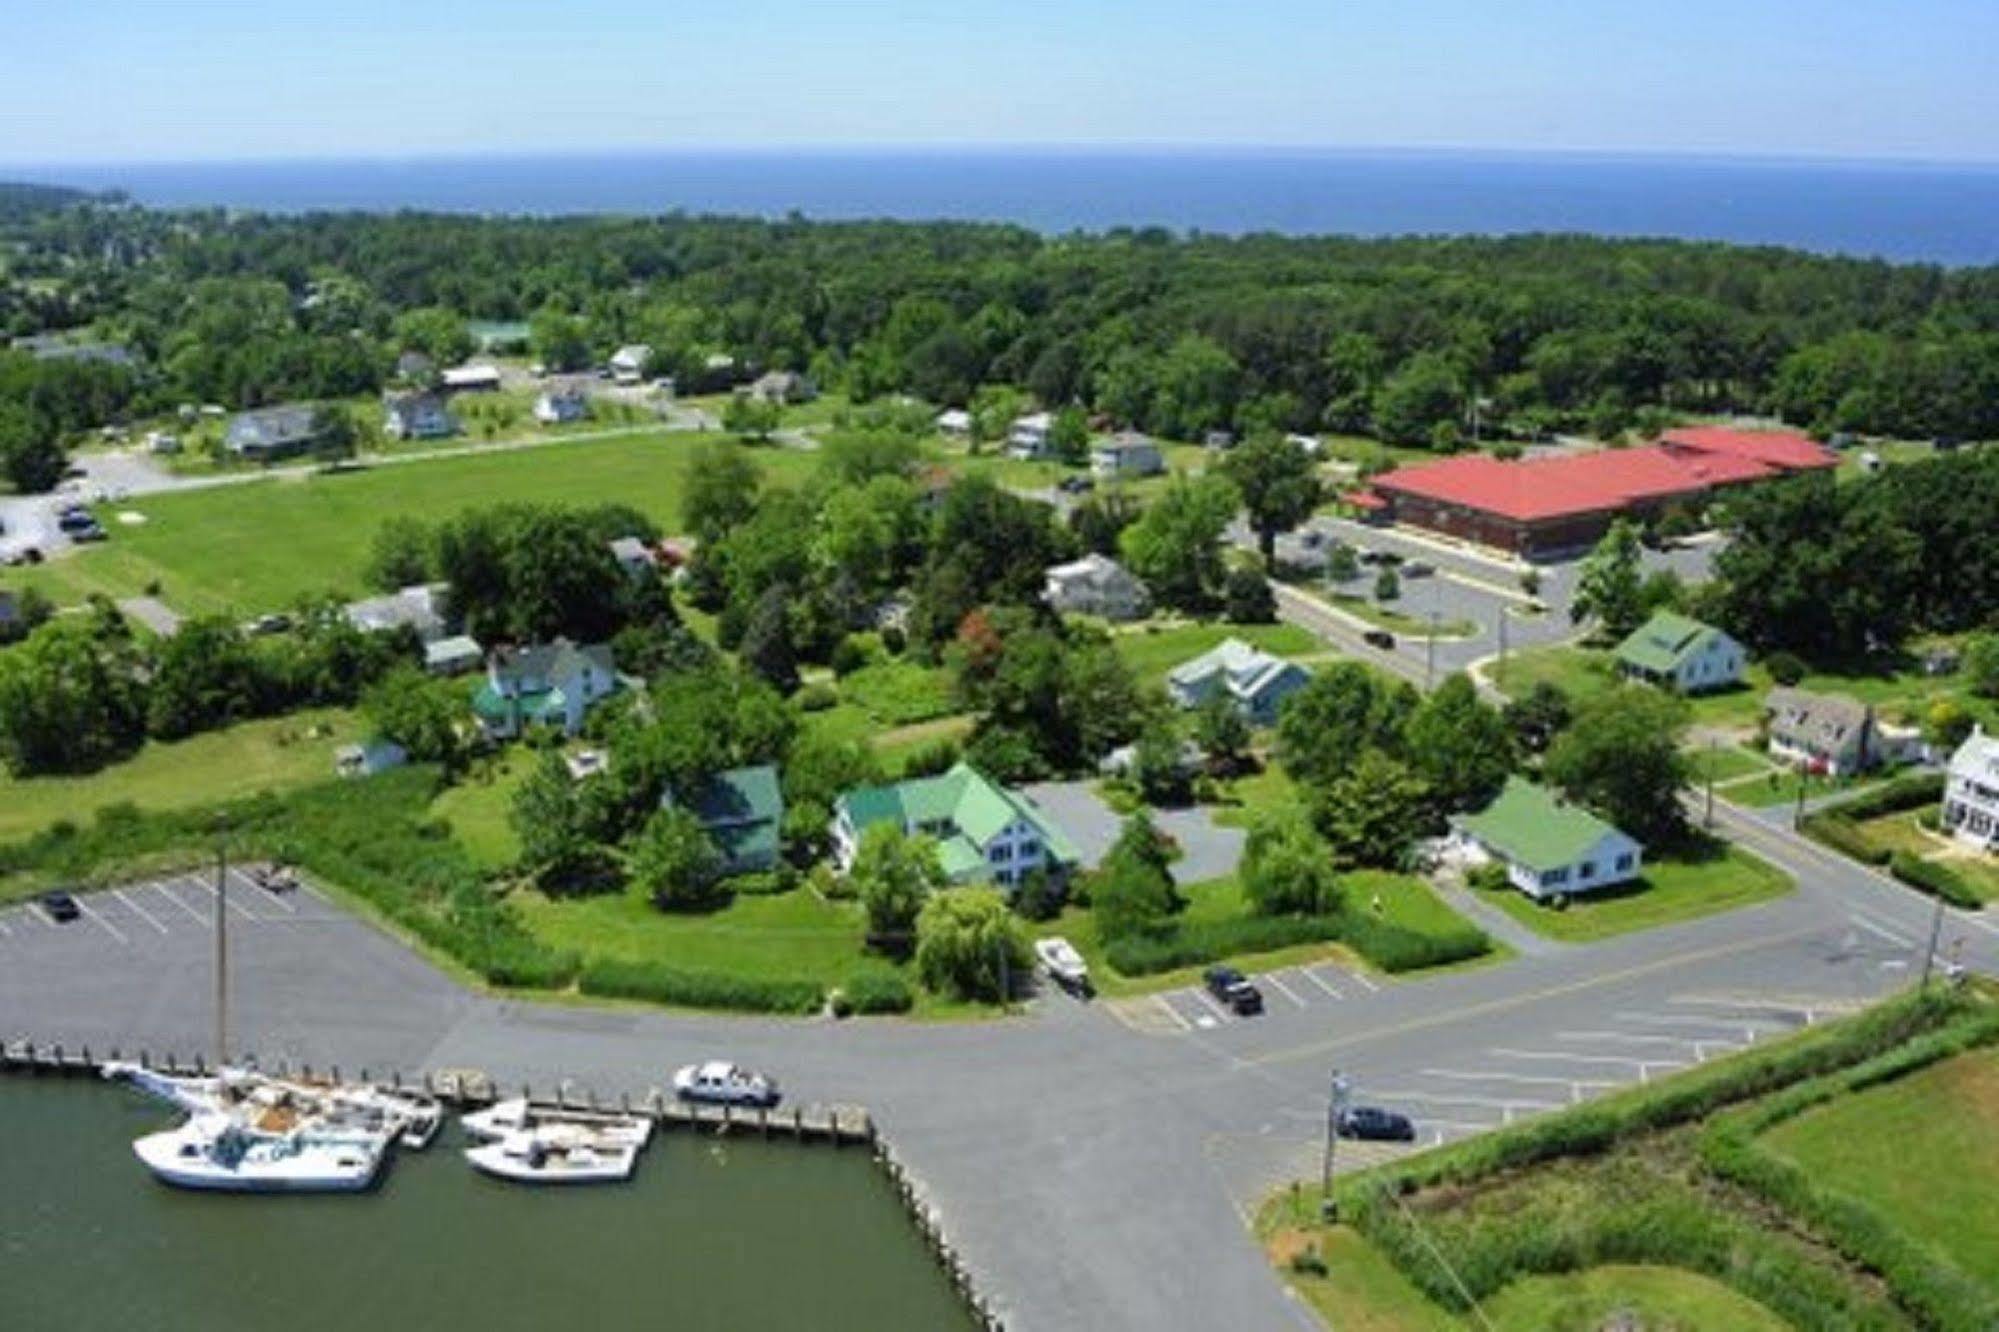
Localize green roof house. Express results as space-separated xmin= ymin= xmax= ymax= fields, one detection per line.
xmin=471 ymin=639 xmax=618 ymax=740
xmin=664 ymin=764 xmax=784 ymax=876
xmin=1613 ymin=611 xmax=1745 ymax=694
xmin=831 ymin=763 xmax=1079 ymax=889
xmin=1454 ymin=776 xmax=1643 ymax=901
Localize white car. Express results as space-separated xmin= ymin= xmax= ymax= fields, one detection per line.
xmin=1034 ymin=936 xmax=1090 ymax=993
xmin=672 ymin=1061 xmax=780 ymax=1108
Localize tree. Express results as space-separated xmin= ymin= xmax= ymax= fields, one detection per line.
xmin=679 ymin=441 xmax=762 ymax=546
xmin=1089 ymin=814 xmax=1183 ymax=938
xmin=1131 ymin=719 xmax=1193 ymax=806
xmin=1373 ymin=566 xmax=1401 ymax=602
xmin=1372 ymin=352 xmax=1462 ymax=446
xmin=1069 ymin=488 xmax=1143 ymax=556
xmin=392 ymin=306 xmax=474 ymax=365
xmin=529 ymin=308 xmax=591 ymax=372
xmin=1325 ymin=543 xmax=1361 ymax=584
xmin=1191 ymin=691 xmax=1252 ymax=775
xmin=145 ymin=616 xmax=264 ymax=740
xmin=365 ymin=516 xmax=436 ymax=592
xmin=852 ymin=823 xmax=945 ymax=948
xmin=915 ymin=888 xmax=1031 ymax=1002
xmin=0 ymin=612 xmax=145 ymax=775
xmin=1049 ymin=406 xmax=1090 ymax=465
xmin=629 ymin=806 xmax=726 ymax=910
xmin=1242 ymin=814 xmax=1344 ymax=916
xmin=1276 ymin=662 xmax=1417 ymax=787
xmin=0 ymin=403 xmax=65 ymax=494
xmin=1544 ymin=688 xmax=1692 ymax=845
xmin=1403 ymin=673 xmax=1513 ymax=812
xmin=1118 ymin=473 xmax=1239 ymax=612
xmin=722 ymin=394 xmax=782 ymax=441
xmin=1502 ymin=681 xmax=1573 ymax=754
xmin=1224 ymin=434 xmax=1323 ymax=570
xmin=1224 ymin=567 xmax=1277 ymax=624
xmin=510 ymin=749 xmax=604 ymax=888
xmin=1570 ymin=519 xmax=1646 ymax=638
xmin=1309 ymin=749 xmax=1431 ymax=869
xmin=739 ymin=584 xmax=799 ymax=692
xmin=1964 ymin=633 xmax=1999 ymax=700
xmin=362 ymin=666 xmax=469 ymax=770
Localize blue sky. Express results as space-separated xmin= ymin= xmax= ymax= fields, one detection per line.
xmin=7 ymin=0 xmax=1998 ymax=164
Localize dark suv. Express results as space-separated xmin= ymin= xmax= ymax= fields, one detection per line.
xmin=1337 ymin=1106 xmax=1416 ymax=1143
xmin=1203 ymin=965 xmax=1264 ymax=1016
xmin=39 ymin=890 xmax=81 ymax=923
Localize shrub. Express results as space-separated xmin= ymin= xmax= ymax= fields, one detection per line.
xmin=794 ymin=682 xmax=839 ymax=712
xmin=1765 ymin=651 xmax=1808 ymax=685
xmin=1887 ymin=851 xmax=1981 ymax=908
xmin=1105 ymin=914 xmax=1344 ymax=975
xmin=1224 ymin=567 xmax=1277 ymax=623
xmin=840 ymin=968 xmax=915 ymax=1015
xmin=1466 ymin=861 xmax=1510 ymax=895
xmin=1339 ymin=912 xmax=1490 ymax=973
xmin=830 ymin=635 xmax=874 ymax=676
xmin=577 ymin=957 xmax=822 ymax=1014
xmin=897 ymin=737 xmax=962 ymax=778
xmin=728 ymin=865 xmax=797 ymax=896
xmin=1829 ymin=770 xmax=1946 ymax=820
xmin=1011 ymin=868 xmax=1066 ymax=922
xmin=1802 ymin=812 xmax=1890 ymax=865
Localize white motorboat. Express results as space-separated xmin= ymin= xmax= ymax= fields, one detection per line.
xmin=461 ymin=1097 xmax=653 ymax=1149
xmin=465 ymin=1126 xmax=639 ymax=1185
xmin=1034 ymin=936 xmax=1091 ymax=992
xmin=318 ymin=1083 xmax=445 ymax=1150
xmin=671 ymin=1060 xmax=781 ymax=1108
xmin=132 ymin=1113 xmax=390 ymax=1193
xmin=104 ymin=1063 xmax=443 ymax=1151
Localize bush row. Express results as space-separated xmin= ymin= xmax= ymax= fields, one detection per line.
xmin=837 ymin=969 xmax=916 ymax=1015
xmin=1701 ymin=1006 xmax=1999 ymax=1332
xmin=1803 ymin=811 xmax=1889 ymax=865
xmin=577 ymin=957 xmax=824 ymax=1015
xmin=1827 ymin=770 xmax=1947 ymax=821
xmin=1102 ymin=908 xmax=1490 ymax=978
xmin=1887 ymin=851 xmax=1982 ymax=908
xmin=1338 ymin=913 xmax=1490 ymax=973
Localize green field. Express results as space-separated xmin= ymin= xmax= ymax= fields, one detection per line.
xmin=1109 ymin=620 xmax=1325 ymax=687
xmin=0 ymin=708 xmax=359 ymax=844
xmin=5 ymin=432 xmax=819 ymax=617
xmin=1684 ymin=743 xmax=1772 ymax=785
xmin=428 ymin=758 xmax=530 ymax=872
xmin=1763 ymin=1047 xmax=1999 ymax=1292
xmin=1471 ymin=841 xmax=1793 ymax=942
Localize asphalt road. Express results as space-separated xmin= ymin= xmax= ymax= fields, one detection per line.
xmin=5 ymin=811 xmax=1992 ymax=1332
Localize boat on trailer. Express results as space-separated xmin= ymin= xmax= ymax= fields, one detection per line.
xmin=461 ymin=1097 xmax=653 ymax=1149
xmin=465 ymin=1125 xmax=640 ymax=1186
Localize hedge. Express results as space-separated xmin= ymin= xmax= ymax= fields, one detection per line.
xmin=839 ymin=968 xmax=915 ymax=1015
xmin=1338 ymin=913 xmax=1490 ymax=973
xmin=1802 ymin=811 xmax=1891 ymax=865
xmin=577 ymin=957 xmax=824 ymax=1014
xmin=1888 ymin=851 xmax=1982 ymax=908
xmin=1102 ymin=909 xmax=1490 ymax=978
xmin=1826 ymin=770 xmax=1947 ymax=821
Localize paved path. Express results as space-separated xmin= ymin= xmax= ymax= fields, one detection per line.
xmin=1429 ymin=878 xmax=1567 ymax=957
xmin=4 ymin=826 xmax=1991 ymax=1331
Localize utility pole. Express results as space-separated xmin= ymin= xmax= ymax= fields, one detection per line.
xmin=1426 ymin=610 xmax=1438 ymax=690
xmin=1704 ymin=736 xmax=1717 ymax=829
xmin=1918 ymin=891 xmax=1946 ymax=991
xmin=213 ymin=825 xmax=229 ymax=1069
xmin=1497 ymin=604 xmax=1510 ymax=685
xmin=1319 ymin=1069 xmax=1352 ymax=1219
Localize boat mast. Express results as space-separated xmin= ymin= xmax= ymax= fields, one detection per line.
xmin=213 ymin=825 xmax=228 ymax=1068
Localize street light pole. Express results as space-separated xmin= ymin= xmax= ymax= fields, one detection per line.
xmin=1919 ymin=891 xmax=1946 ymax=991
xmin=1320 ymin=1069 xmax=1352 ymax=1219
xmin=1704 ymin=737 xmax=1717 ymax=829
xmin=213 ymin=824 xmax=229 ymax=1069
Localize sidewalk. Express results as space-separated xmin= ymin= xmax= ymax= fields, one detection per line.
xmin=1429 ymin=877 xmax=1566 ymax=957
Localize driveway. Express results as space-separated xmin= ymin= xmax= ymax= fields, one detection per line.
xmin=1023 ymin=781 xmax=1245 ymax=885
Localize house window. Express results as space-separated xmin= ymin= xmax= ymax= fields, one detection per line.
xmin=1542 ymin=866 xmax=1569 ymax=885
xmin=1579 ymin=860 xmax=1597 ymax=878
xmin=1614 ymin=853 xmax=1634 ymax=871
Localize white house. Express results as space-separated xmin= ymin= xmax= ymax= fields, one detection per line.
xmin=1613 ymin=611 xmax=1746 ymax=694
xmin=345 ymin=583 xmax=448 ymax=643
xmin=830 ymin=763 xmax=1079 ymax=890
xmin=1043 ymin=553 xmax=1152 ymax=622
xmin=1090 ymin=431 xmax=1165 ymax=479
xmin=609 ymin=344 xmax=652 ymax=384
xmin=1764 ymin=688 xmax=1915 ymax=777
xmin=1943 ymin=727 xmax=1999 ymax=852
xmin=1007 ymin=411 xmax=1054 ymax=459
xmin=382 ymin=390 xmax=458 ymax=442
xmin=534 ymin=381 xmax=591 ymax=424
xmin=1166 ymin=638 xmax=1311 ymax=725
xmin=747 ymin=369 xmax=817 ymax=405
xmin=935 ymin=408 xmax=972 ymax=439
xmin=1454 ymin=776 xmax=1644 ymax=901
xmin=424 ymin=634 xmax=484 ymax=677
xmin=471 ymin=640 xmax=619 ymax=739
xmin=1285 ymin=433 xmax=1324 ymax=456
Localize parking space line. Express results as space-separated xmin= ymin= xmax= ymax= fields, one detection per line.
xmin=0 ymin=913 xmax=11 ymax=937
xmin=1189 ymin=989 xmax=1233 ymax=1023
xmin=1300 ymin=967 xmax=1344 ymax=1000
xmin=154 ymin=882 xmax=210 ymax=925
xmin=177 ymin=873 xmax=261 ymax=921
xmin=1367 ymin=1090 xmax=1561 ymax=1122
xmin=1557 ymin=1029 xmax=1728 ymax=1049
xmin=1488 ymin=1047 xmax=1691 ymax=1072
xmin=1614 ymin=1011 xmax=1785 ymax=1031
xmin=229 ymin=867 xmax=296 ymax=914
xmin=1346 ymin=969 xmax=1380 ymax=993
xmin=1422 ymin=1068 xmax=1619 ymax=1098
xmin=1261 ymin=971 xmax=1307 ymax=1007
xmin=1150 ymin=995 xmax=1192 ymax=1032
xmin=113 ymin=889 xmax=170 ymax=935
xmin=76 ymin=898 xmax=128 ymax=944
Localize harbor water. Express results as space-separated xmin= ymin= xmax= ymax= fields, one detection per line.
xmin=0 ymin=1077 xmax=977 ymax=1331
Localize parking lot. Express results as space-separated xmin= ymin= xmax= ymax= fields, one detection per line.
xmin=1104 ymin=957 xmax=1383 ymax=1034
xmin=0 ymin=866 xmax=344 ymax=949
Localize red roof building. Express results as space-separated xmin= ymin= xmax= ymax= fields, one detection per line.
xmin=1657 ymin=426 xmax=1837 ymax=472
xmin=1369 ymin=432 xmax=1814 ymax=557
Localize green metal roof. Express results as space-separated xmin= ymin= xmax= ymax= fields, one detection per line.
xmin=470 ymin=680 xmax=567 ymax=723
xmin=1459 ymin=776 xmax=1625 ymax=873
xmin=680 ymin=764 xmax=783 ymax=829
xmin=836 ymin=763 xmax=1078 ymax=865
xmin=1614 ymin=611 xmax=1723 ymax=675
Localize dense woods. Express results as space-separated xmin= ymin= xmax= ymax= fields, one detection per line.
xmin=5 ymin=190 xmax=1999 ymax=459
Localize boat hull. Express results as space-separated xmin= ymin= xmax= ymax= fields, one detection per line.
xmin=464 ymin=1142 xmax=636 ymax=1186
xmin=133 ymin=1131 xmax=385 ymax=1194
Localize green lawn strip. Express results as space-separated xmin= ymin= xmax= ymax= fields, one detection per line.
xmin=1324 ymin=592 xmax=1477 ymax=640
xmin=428 ymin=759 xmax=529 ymax=873
xmin=1263 ymin=1226 xmax=1459 ymax=1332
xmin=1851 ymin=809 xmax=1999 ymax=902
xmin=1759 ymin=1047 xmax=1999 ymax=1297
xmin=1487 ymin=643 xmax=1618 ymax=705
xmin=1110 ymin=620 xmax=1322 ymax=687
xmin=1683 ymin=742 xmax=1772 ymax=785
xmin=1206 ymin=762 xmax=1306 ymax=829
xmin=837 ymin=658 xmax=958 ymax=726
xmin=1481 ymin=1265 xmax=1791 ymax=1331
xmin=41 ymin=432 xmax=819 ymax=615
xmin=1469 ymin=841 xmax=1793 ymax=943
xmin=0 ymin=708 xmax=359 ymax=845
xmin=1723 ymin=763 xmax=1905 ymax=810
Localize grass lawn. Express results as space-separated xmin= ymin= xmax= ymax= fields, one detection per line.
xmin=428 ymin=758 xmax=530 ymax=873
xmin=1325 ymin=592 xmax=1476 ymax=640
xmin=837 ymin=658 xmax=958 ymax=726
xmin=1208 ymin=762 xmax=1306 ymax=829
xmin=1684 ymin=743 xmax=1772 ymax=785
xmin=1763 ymin=1047 xmax=1999 ymax=1292
xmin=1481 ymin=1265 xmax=1791 ymax=1331
xmin=1265 ymin=1226 xmax=1458 ymax=1332
xmin=1719 ymin=762 xmax=1906 ymax=810
xmin=0 ymin=708 xmax=358 ymax=845
xmin=1472 ymin=840 xmax=1793 ymax=943
xmin=1110 ymin=620 xmax=1322 ymax=687
xmin=21 ymin=431 xmax=820 ymax=616
xmin=1852 ymin=809 xmax=1999 ymax=903
xmin=1487 ymin=643 xmax=1619 ymax=705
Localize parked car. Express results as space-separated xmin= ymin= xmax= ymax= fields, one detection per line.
xmin=57 ymin=508 xmax=97 ymax=533
xmin=39 ymin=890 xmax=80 ymax=923
xmin=1034 ymin=936 xmax=1091 ymax=995
xmin=2 ymin=544 xmax=45 ymax=566
xmin=1337 ymin=1106 xmax=1416 ymax=1143
xmin=671 ymin=1060 xmax=781 ymax=1108
xmin=1362 ymin=629 xmax=1397 ymax=650
xmin=1203 ymin=965 xmax=1264 ymax=1016
xmin=1058 ymin=474 xmax=1095 ymax=494
xmin=1402 ymin=560 xmax=1435 ymax=578
xmin=247 ymin=613 xmax=292 ymax=636
xmin=68 ymin=523 xmax=107 ymax=543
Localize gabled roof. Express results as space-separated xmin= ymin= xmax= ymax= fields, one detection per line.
xmin=228 ymin=403 xmax=321 ymax=445
xmin=1950 ymin=727 xmax=1999 ymax=783
xmin=678 ymin=763 xmax=783 ymax=829
xmin=1765 ymin=688 xmax=1870 ymax=746
xmin=1659 ymin=426 xmax=1837 ymax=472
xmin=1372 ymin=445 xmax=1775 ymax=524
xmin=494 ymin=639 xmax=615 ymax=687
xmin=1614 ymin=611 xmax=1730 ymax=674
xmin=1459 ymin=776 xmax=1633 ymax=872
xmin=1167 ymin=638 xmax=1304 ymax=698
xmin=837 ymin=763 xmax=1078 ymax=863
xmin=1046 ymin=552 xmax=1142 ymax=589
